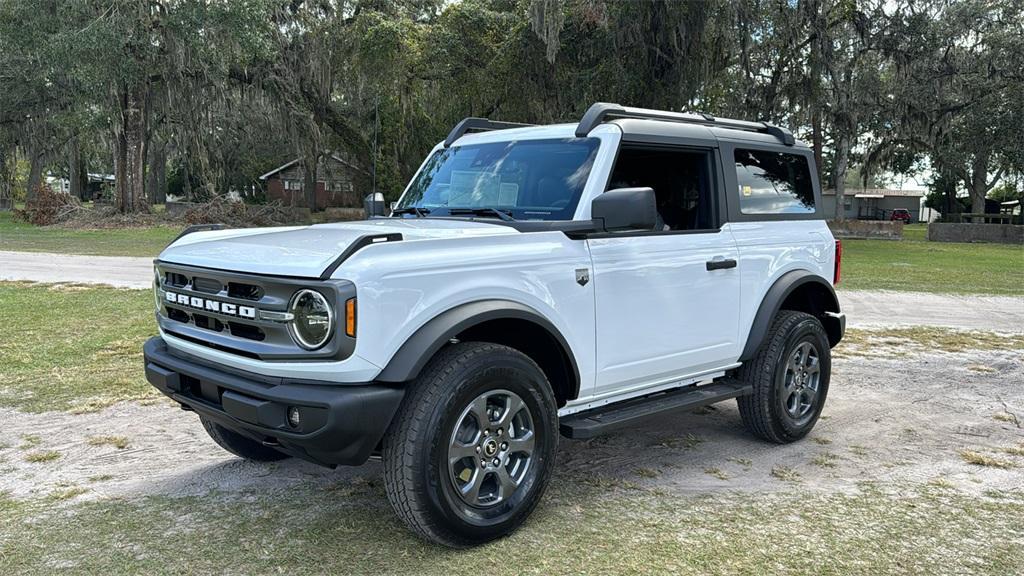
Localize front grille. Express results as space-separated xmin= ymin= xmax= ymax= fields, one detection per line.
xmin=166 ymin=306 xmax=190 ymax=323
xmin=228 ymin=321 xmax=265 ymax=341
xmin=193 ymin=313 xmax=225 ymax=333
xmin=227 ymin=282 xmax=263 ymax=301
xmin=154 ymin=261 xmax=356 ymax=362
xmin=166 ymin=272 xmax=189 ymax=288
xmin=192 ymin=277 xmax=223 ymax=294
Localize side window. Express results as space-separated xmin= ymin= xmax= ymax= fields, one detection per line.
xmin=734 ymin=149 xmax=815 ymax=214
xmin=607 ymin=145 xmax=716 ymax=231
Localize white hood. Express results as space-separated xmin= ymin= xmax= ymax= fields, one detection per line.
xmin=158 ymin=218 xmax=518 ymax=278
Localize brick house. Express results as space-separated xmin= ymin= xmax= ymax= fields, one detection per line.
xmin=259 ymin=154 xmax=363 ymax=210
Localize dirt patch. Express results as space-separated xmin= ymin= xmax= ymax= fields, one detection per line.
xmin=2 ymin=348 xmax=1022 ymax=503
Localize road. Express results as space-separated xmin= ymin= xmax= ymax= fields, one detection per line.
xmin=1 ymin=249 xmax=1022 ymax=330
xmin=0 ymin=250 xmax=153 ymax=289
xmin=838 ymin=289 xmax=1024 ymax=331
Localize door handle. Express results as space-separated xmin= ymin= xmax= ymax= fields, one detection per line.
xmin=706 ymin=258 xmax=737 ymax=271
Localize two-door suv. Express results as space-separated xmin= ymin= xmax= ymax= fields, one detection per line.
xmin=144 ymin=103 xmax=845 ymax=547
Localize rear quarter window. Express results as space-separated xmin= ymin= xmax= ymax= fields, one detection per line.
xmin=734 ymin=149 xmax=815 ymax=215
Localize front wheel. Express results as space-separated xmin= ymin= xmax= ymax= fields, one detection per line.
xmin=382 ymin=342 xmax=558 ymax=548
xmin=737 ymin=310 xmax=831 ymax=443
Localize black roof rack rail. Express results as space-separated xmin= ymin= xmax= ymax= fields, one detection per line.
xmin=575 ymin=102 xmax=795 ymax=146
xmin=443 ymin=117 xmax=535 ymax=147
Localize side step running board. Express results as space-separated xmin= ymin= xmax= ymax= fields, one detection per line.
xmin=559 ymin=380 xmax=751 ymax=439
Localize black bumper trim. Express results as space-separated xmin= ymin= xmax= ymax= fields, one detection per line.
xmin=143 ymin=337 xmax=404 ymax=467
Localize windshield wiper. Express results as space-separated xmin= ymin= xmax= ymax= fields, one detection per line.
xmin=447 ymin=207 xmax=516 ymax=221
xmin=392 ymin=206 xmax=431 ymax=217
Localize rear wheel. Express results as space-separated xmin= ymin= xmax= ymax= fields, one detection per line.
xmin=382 ymin=342 xmax=558 ymax=548
xmin=200 ymin=417 xmax=290 ymax=462
xmin=737 ymin=310 xmax=831 ymax=443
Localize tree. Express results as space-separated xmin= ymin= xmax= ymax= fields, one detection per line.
xmin=1 ymin=0 xmax=1019 ymax=219
xmin=806 ymin=0 xmax=889 ymax=220
xmin=869 ymin=0 xmax=1024 ymax=215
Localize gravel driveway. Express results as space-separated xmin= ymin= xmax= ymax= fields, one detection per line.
xmin=839 ymin=290 xmax=1024 ymax=331
xmin=0 ymin=250 xmax=153 ymax=289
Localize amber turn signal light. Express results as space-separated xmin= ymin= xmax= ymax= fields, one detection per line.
xmin=345 ymin=298 xmax=356 ymax=337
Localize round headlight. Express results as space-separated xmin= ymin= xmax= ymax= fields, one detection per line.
xmin=288 ymin=289 xmax=334 ymax=350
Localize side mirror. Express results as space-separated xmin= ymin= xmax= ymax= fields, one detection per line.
xmin=364 ymin=192 xmax=386 ymax=218
xmin=591 ymin=187 xmax=657 ymax=232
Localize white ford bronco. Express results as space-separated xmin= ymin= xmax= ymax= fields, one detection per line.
xmin=144 ymin=103 xmax=845 ymax=547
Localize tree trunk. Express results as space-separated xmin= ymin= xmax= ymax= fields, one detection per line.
xmin=26 ymin=149 xmax=44 ymax=204
xmin=967 ymin=150 xmax=990 ymax=215
xmin=147 ymin=140 xmax=167 ymax=205
xmin=114 ymin=84 xmax=149 ymax=213
xmin=832 ymin=132 xmax=851 ymax=221
xmin=303 ymin=155 xmax=319 ymax=211
xmin=0 ymin=146 xmax=12 ymax=210
xmin=812 ymin=110 xmax=824 ymax=184
xmin=68 ymin=138 xmax=86 ymax=201
xmin=114 ymin=129 xmax=126 ymax=206
xmin=182 ymin=161 xmax=193 ymax=202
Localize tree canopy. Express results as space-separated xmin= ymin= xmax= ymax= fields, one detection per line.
xmin=0 ymin=0 xmax=1020 ymax=216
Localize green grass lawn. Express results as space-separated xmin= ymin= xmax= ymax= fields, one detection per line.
xmin=0 ymin=211 xmax=180 ymax=257
xmin=902 ymin=222 xmax=927 ymax=241
xmin=840 ymin=236 xmax=1023 ymax=295
xmin=0 ymin=282 xmax=157 ymax=413
xmin=1 ymin=482 xmax=1020 ymax=575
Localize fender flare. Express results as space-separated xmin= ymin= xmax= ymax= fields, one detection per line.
xmin=375 ymin=300 xmax=581 ymax=397
xmin=739 ymin=270 xmax=842 ymax=362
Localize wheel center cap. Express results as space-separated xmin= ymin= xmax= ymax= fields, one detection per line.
xmin=482 ymin=438 xmax=499 ymax=457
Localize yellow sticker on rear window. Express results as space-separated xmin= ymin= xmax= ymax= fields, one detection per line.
xmin=742 ymin=185 xmax=752 ymax=196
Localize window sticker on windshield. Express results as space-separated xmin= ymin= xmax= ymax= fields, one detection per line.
xmin=498 ymin=183 xmax=519 ymax=205
xmin=450 ymin=170 xmax=499 ymax=206
xmin=742 ymin=185 xmax=752 ymax=197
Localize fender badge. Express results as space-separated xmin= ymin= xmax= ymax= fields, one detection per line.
xmin=575 ymin=268 xmax=590 ymax=287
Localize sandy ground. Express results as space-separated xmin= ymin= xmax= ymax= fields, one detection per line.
xmin=3 ymin=347 xmax=1022 ymax=504
xmin=0 ymin=251 xmax=154 ymax=289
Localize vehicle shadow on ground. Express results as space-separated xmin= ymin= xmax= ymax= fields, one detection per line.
xmin=141 ymin=402 xmax=787 ymax=501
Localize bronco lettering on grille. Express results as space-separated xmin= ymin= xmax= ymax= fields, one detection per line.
xmin=165 ymin=291 xmax=256 ymax=319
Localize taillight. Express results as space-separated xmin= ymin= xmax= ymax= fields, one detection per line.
xmin=833 ymin=239 xmax=842 ymax=285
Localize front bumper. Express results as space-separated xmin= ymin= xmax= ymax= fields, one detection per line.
xmin=143 ymin=337 xmax=404 ymax=467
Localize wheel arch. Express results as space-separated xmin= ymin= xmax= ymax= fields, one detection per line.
xmin=740 ymin=270 xmax=843 ymax=362
xmin=376 ymin=300 xmax=581 ymax=406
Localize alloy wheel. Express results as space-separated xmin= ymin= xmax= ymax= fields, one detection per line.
xmin=447 ymin=389 xmax=535 ymax=508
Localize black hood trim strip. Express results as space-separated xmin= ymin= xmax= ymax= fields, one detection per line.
xmin=319 ymin=233 xmax=403 ymax=280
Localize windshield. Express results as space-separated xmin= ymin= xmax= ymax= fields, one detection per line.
xmin=395 ymin=137 xmax=600 ymax=220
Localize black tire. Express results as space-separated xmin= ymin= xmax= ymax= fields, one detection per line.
xmin=382 ymin=342 xmax=558 ymax=548
xmin=737 ymin=310 xmax=831 ymax=443
xmin=200 ymin=417 xmax=290 ymax=462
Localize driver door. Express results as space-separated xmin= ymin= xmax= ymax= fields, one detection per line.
xmin=588 ymin=144 xmax=741 ymax=399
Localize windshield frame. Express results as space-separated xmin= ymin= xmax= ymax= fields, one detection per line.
xmin=393 ymin=136 xmax=603 ymax=222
